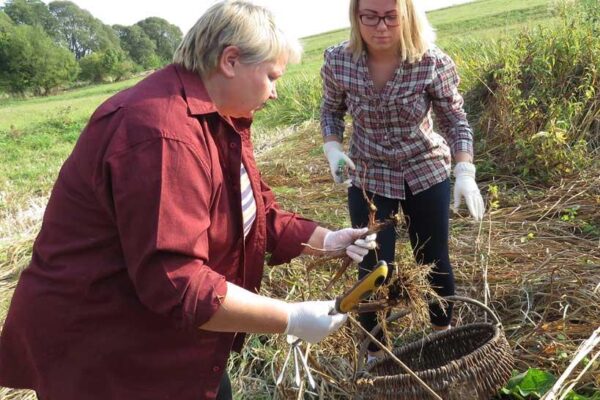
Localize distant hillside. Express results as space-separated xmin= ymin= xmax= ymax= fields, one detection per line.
xmin=287 ymin=0 xmax=554 ymax=79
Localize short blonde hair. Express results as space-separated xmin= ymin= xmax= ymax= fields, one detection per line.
xmin=173 ymin=0 xmax=302 ymax=77
xmin=347 ymin=0 xmax=435 ymax=63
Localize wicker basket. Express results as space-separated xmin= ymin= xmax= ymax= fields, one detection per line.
xmin=355 ymin=296 xmax=514 ymax=400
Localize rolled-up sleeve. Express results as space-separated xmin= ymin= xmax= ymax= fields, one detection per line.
xmin=427 ymin=52 xmax=473 ymax=157
xmin=105 ymin=135 xmax=227 ymax=330
xmin=259 ymin=178 xmax=317 ymax=265
xmin=320 ymin=49 xmax=347 ymax=141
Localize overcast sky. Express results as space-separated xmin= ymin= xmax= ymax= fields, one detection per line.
xmin=1 ymin=0 xmax=474 ymax=39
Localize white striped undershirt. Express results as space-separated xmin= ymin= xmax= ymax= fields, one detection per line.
xmin=240 ymin=163 xmax=256 ymax=238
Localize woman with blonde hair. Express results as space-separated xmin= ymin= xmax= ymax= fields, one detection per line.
xmin=0 ymin=1 xmax=377 ymax=399
xmin=321 ymin=0 xmax=485 ymax=361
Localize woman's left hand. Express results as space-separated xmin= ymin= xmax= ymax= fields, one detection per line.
xmin=323 ymin=227 xmax=377 ymax=262
xmin=453 ymin=162 xmax=485 ymax=221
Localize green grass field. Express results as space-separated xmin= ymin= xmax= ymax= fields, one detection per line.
xmin=0 ymin=77 xmax=145 ymax=209
xmin=0 ymin=77 xmax=145 ymax=132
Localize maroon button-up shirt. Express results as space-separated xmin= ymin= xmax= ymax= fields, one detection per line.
xmin=0 ymin=64 xmax=317 ymax=399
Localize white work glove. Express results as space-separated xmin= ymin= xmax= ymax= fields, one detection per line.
xmin=323 ymin=141 xmax=355 ymax=184
xmin=284 ymin=300 xmax=347 ymax=343
xmin=324 ymin=227 xmax=377 ymax=263
xmin=453 ymin=162 xmax=485 ymax=221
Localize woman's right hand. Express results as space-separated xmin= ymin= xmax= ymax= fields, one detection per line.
xmin=285 ymin=300 xmax=347 ymax=343
xmin=324 ymin=227 xmax=377 ymax=263
xmin=200 ymin=284 xmax=346 ymax=343
xmin=323 ymin=141 xmax=355 ymax=184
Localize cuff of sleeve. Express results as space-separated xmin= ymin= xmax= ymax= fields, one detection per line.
xmin=453 ymin=139 xmax=473 ymax=156
xmin=453 ymin=161 xmax=476 ymax=178
xmin=177 ymin=268 xmax=228 ymax=330
xmin=322 ymin=129 xmax=343 ymax=141
xmin=268 ymin=216 xmax=318 ymax=266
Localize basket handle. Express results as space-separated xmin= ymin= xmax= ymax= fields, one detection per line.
xmin=356 ymin=295 xmax=503 ymax=372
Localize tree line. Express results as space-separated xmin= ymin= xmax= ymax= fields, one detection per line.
xmin=0 ymin=0 xmax=183 ymax=95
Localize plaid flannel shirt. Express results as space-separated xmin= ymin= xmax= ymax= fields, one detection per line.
xmin=320 ymin=42 xmax=474 ymax=199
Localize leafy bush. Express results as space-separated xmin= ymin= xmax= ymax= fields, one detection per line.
xmin=462 ymin=0 xmax=599 ymax=182
xmin=0 ymin=24 xmax=78 ymax=95
xmin=78 ymin=48 xmax=134 ymax=83
xmin=0 ymin=11 xmax=14 ymax=32
xmin=113 ymin=24 xmax=161 ymax=70
xmin=135 ymin=17 xmax=182 ymax=65
xmin=3 ymin=0 xmax=59 ymax=40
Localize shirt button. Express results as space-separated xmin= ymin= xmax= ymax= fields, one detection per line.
xmin=212 ymin=366 xmax=221 ymax=373
xmin=230 ymin=142 xmax=237 ymax=149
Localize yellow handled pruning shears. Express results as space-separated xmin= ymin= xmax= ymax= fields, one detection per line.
xmin=331 ymin=260 xmax=388 ymax=314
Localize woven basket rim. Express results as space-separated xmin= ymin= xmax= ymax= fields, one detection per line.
xmin=360 ymin=322 xmax=505 ymax=380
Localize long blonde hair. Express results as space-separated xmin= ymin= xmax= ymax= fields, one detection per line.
xmin=173 ymin=0 xmax=301 ymax=77
xmin=347 ymin=0 xmax=435 ymax=63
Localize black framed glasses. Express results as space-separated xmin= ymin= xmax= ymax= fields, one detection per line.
xmin=359 ymin=14 xmax=399 ymax=27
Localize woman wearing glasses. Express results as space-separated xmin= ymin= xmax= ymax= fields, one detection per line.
xmin=320 ymin=0 xmax=485 ymax=362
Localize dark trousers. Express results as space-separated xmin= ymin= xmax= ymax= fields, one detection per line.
xmin=348 ymin=180 xmax=455 ymax=352
xmin=216 ymin=371 xmax=233 ymax=400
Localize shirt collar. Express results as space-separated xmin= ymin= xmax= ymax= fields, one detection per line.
xmin=173 ymin=64 xmax=253 ymax=134
xmin=173 ymin=64 xmax=218 ymax=116
xmin=358 ymin=50 xmax=370 ymax=78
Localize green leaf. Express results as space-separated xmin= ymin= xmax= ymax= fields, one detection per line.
xmin=512 ymin=368 xmax=557 ymax=397
xmin=564 ymin=390 xmax=600 ymax=400
xmin=503 ymin=368 xmax=556 ymax=398
xmin=505 ymin=370 xmax=529 ymax=390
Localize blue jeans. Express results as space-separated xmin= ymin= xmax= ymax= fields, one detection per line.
xmin=348 ymin=180 xmax=455 ymax=352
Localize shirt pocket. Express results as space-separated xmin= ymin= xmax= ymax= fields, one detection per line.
xmin=346 ymin=92 xmax=370 ymax=129
xmin=389 ymin=90 xmax=429 ymax=127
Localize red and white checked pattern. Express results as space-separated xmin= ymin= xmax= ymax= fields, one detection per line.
xmin=320 ymin=42 xmax=474 ymax=199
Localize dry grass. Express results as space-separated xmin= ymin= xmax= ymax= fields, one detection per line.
xmin=0 ymin=121 xmax=598 ymax=399
xmin=459 ymin=173 xmax=600 ymax=375
xmin=0 ymin=210 xmax=41 ymax=400
xmin=246 ymin=121 xmax=600 ymax=398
